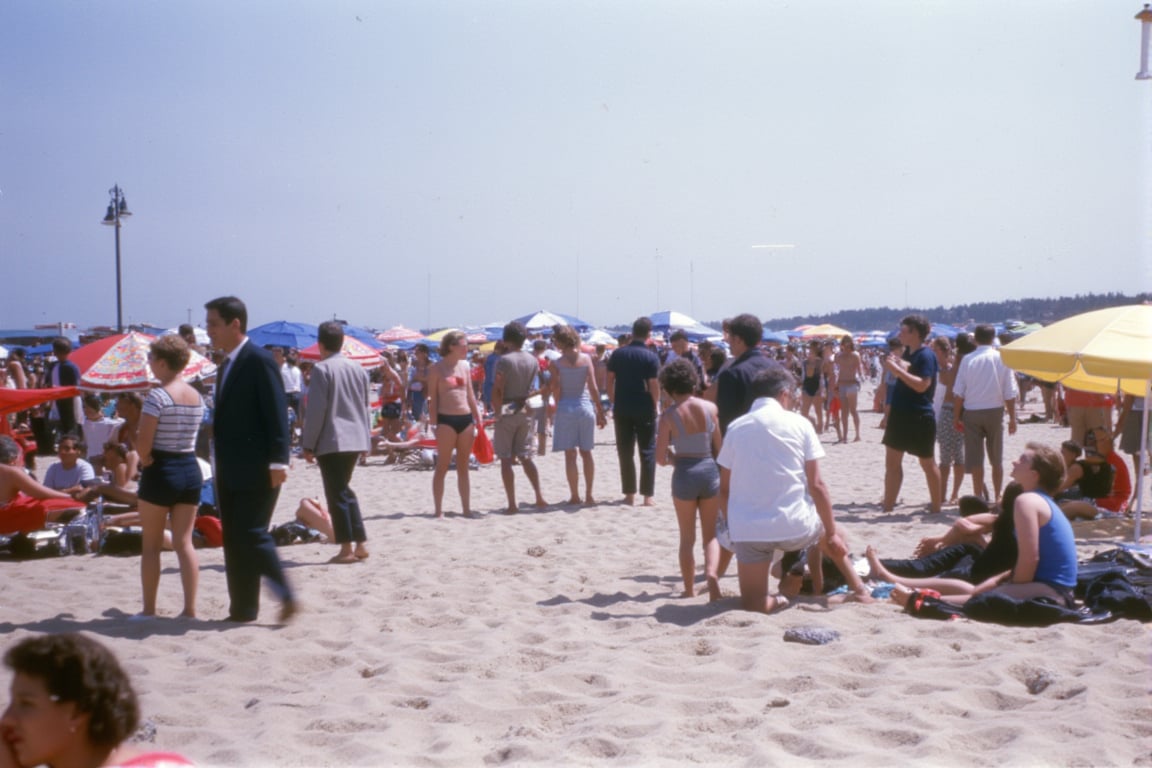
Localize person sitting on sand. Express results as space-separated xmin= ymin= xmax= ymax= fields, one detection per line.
xmin=295 ymin=496 xmax=335 ymax=542
xmin=1054 ymin=431 xmax=1131 ymax=521
xmin=717 ymin=367 xmax=849 ymax=615
xmin=72 ymin=441 xmax=138 ymax=507
xmin=883 ymin=444 xmax=1078 ymax=609
xmin=0 ymin=435 xmax=86 ymax=534
xmin=42 ymin=435 xmax=95 ymax=494
xmin=866 ymin=484 xmax=1022 ymax=591
xmin=777 ymin=528 xmax=875 ymax=604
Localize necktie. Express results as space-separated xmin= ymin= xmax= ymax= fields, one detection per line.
xmin=216 ymin=357 xmax=230 ymax=395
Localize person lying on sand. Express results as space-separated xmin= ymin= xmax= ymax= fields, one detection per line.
xmin=877 ymin=444 xmax=1078 ymax=609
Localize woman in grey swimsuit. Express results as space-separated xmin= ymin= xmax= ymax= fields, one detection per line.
xmin=655 ymin=359 xmax=729 ymax=601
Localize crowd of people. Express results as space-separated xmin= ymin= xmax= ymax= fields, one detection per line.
xmin=1 ymin=305 xmax=1147 ymax=625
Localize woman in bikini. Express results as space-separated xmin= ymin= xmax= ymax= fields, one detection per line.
xmin=799 ymin=341 xmax=824 ymax=433
xmin=834 ymin=335 xmax=863 ymax=442
xmin=427 ymin=331 xmax=483 ymax=518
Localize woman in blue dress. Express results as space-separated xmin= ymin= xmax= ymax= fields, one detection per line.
xmin=547 ymin=325 xmax=606 ymax=505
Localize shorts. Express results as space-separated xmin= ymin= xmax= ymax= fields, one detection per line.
xmin=882 ymin=408 xmax=937 ymax=459
xmin=671 ymin=456 xmax=719 ymax=500
xmin=962 ymin=407 xmax=1005 ymax=470
xmin=730 ymin=524 xmax=824 ymax=565
xmin=838 ymin=384 xmax=859 ymax=398
xmin=436 ymin=412 xmax=473 ymax=435
xmin=381 ymin=401 xmax=403 ymax=420
xmin=494 ymin=410 xmax=533 ymax=459
xmin=137 ymin=451 xmax=203 ymax=507
xmin=936 ymin=403 xmax=964 ymax=465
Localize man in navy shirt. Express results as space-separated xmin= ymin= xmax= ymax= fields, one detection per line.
xmin=714 ymin=314 xmax=782 ymax=435
xmin=881 ymin=314 xmax=943 ymax=514
xmin=606 ymin=317 xmax=661 ymax=506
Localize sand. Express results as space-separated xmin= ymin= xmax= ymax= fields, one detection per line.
xmin=2 ymin=396 xmax=1150 ymax=767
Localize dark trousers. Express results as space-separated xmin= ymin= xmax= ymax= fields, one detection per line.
xmin=881 ymin=543 xmax=983 ymax=582
xmin=218 ymin=484 xmax=293 ymax=620
xmin=317 ymin=452 xmax=366 ymax=544
xmin=614 ymin=412 xmax=656 ymax=497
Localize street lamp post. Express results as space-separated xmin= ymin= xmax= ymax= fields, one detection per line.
xmin=101 ymin=184 xmax=132 ymax=333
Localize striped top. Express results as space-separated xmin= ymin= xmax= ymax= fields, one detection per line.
xmin=142 ymin=386 xmax=204 ymax=453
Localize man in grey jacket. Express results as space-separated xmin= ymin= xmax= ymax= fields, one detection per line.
xmin=301 ymin=321 xmax=372 ymax=563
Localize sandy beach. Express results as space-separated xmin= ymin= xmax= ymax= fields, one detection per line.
xmin=2 ymin=394 xmax=1149 ymax=767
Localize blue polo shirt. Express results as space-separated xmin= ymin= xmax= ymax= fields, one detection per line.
xmin=607 ymin=341 xmax=660 ymax=418
xmin=891 ymin=345 xmax=937 ymax=415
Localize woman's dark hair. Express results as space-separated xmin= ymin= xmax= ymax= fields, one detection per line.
xmin=659 ymin=358 xmax=699 ymax=396
xmin=4 ymin=633 xmax=139 ymax=748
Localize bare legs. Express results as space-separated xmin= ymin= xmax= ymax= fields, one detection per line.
xmin=138 ymin=500 xmax=198 ymax=618
xmin=499 ymin=456 xmax=547 ymax=514
xmin=939 ymin=462 xmax=965 ymax=504
xmin=563 ymin=449 xmax=596 ymax=504
xmin=432 ymin=423 xmax=476 ymax=517
xmin=884 ymin=448 xmax=942 ymax=513
xmin=801 ymin=393 xmax=824 ymax=432
xmin=840 ymin=389 xmax=861 ymax=442
xmin=737 ymin=559 xmax=789 ymax=614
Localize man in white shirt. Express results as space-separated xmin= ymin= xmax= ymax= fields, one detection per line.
xmin=717 ymin=367 xmax=847 ymax=614
xmin=952 ymin=324 xmax=1019 ymax=503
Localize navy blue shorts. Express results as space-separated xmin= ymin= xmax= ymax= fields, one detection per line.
xmin=137 ymin=451 xmax=203 ymax=507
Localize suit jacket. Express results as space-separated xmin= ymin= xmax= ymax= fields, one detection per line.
xmin=300 ymin=354 xmax=371 ymax=456
xmin=213 ymin=340 xmax=289 ymax=491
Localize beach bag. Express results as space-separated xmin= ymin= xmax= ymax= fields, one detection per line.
xmin=472 ymin=425 xmax=494 ymax=464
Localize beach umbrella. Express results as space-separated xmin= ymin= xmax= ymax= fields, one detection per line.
xmin=246 ymin=321 xmax=319 ymax=350
xmin=649 ymin=310 xmax=722 ymax=341
xmin=512 ymin=310 xmax=593 ymax=333
xmin=298 ymin=336 xmax=384 ymax=369
xmin=801 ymin=324 xmax=851 ymax=339
xmin=1000 ymin=304 xmax=1152 ymax=540
xmin=72 ymin=332 xmax=217 ymax=392
xmin=342 ymin=325 xmax=386 ymax=350
xmin=377 ymin=325 xmax=424 ymax=343
xmin=582 ymin=329 xmax=619 ymax=348
xmin=762 ymin=330 xmax=791 ymax=345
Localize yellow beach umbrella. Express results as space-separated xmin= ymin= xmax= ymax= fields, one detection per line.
xmin=1000 ymin=305 xmax=1152 ymax=540
xmin=801 ymin=323 xmax=851 ymax=339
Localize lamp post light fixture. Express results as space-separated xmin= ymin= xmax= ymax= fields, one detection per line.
xmin=1138 ymin=4 xmax=1152 ymax=79
xmin=101 ymin=184 xmax=132 ymax=333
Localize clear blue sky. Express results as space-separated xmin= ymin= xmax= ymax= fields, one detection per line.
xmin=2 ymin=1 xmax=1149 ymax=332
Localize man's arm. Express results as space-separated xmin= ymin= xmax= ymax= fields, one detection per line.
xmin=605 ymin=371 xmax=616 ymax=410
xmin=646 ymin=377 xmax=661 ymax=416
xmin=804 ymin=459 xmax=847 ymax=560
xmin=300 ymin=365 xmax=329 ymax=461
xmin=491 ymin=370 xmax=506 ymax=415
xmin=256 ymin=354 xmax=290 ymax=485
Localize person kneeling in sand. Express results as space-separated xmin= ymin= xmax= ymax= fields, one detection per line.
xmin=717 ymin=367 xmax=848 ymax=614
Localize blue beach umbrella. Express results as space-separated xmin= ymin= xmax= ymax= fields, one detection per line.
xmin=246 ymin=321 xmax=319 ymax=350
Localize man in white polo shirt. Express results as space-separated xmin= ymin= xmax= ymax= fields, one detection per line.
xmin=952 ymin=324 xmax=1018 ymax=503
xmin=717 ymin=367 xmax=847 ymax=614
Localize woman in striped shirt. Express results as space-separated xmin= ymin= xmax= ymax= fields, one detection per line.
xmin=134 ymin=335 xmax=205 ymax=621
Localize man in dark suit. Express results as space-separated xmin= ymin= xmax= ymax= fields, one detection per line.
xmin=205 ymin=296 xmax=297 ymax=623
xmin=301 ymin=321 xmax=372 ymax=564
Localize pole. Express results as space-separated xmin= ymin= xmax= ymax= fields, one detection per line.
xmin=114 ymin=212 xmax=123 ymax=333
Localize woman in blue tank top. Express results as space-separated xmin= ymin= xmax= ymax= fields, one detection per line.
xmin=655 ymin=358 xmax=727 ymax=601
xmin=889 ymin=442 xmax=1078 ymax=609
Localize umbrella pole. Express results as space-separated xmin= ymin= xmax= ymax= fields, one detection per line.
xmin=1135 ymin=379 xmax=1150 ymax=544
